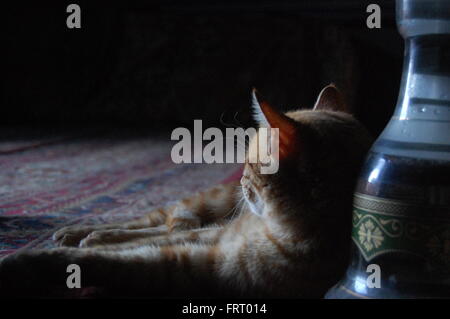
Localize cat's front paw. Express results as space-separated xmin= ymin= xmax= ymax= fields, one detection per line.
xmin=79 ymin=230 xmax=129 ymax=248
xmin=53 ymin=225 xmax=98 ymax=247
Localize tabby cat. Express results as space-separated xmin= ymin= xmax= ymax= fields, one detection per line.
xmin=0 ymin=85 xmax=372 ymax=298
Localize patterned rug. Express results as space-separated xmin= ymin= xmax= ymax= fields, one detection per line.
xmin=0 ymin=136 xmax=242 ymax=258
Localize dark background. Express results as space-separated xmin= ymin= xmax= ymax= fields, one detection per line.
xmin=2 ymin=0 xmax=403 ymax=138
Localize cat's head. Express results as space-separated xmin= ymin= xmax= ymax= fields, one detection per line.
xmin=241 ymin=84 xmax=373 ymax=224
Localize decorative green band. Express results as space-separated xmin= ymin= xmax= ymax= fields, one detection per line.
xmin=351 ymin=193 xmax=450 ymax=270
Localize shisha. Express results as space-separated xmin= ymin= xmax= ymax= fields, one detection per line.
xmin=326 ymin=0 xmax=450 ymax=299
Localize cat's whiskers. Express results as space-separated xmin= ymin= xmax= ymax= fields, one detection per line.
xmin=220 ymin=111 xmax=240 ymax=128
xmin=225 ymin=190 xmax=246 ymax=224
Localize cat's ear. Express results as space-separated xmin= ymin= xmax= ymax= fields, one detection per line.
xmin=251 ymin=88 xmax=298 ymax=159
xmin=251 ymin=89 xmax=270 ymax=127
xmin=313 ymin=83 xmax=349 ymax=113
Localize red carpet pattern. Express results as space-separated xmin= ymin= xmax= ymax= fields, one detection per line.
xmin=0 ymin=137 xmax=242 ymax=258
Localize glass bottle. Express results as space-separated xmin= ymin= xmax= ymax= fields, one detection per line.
xmin=326 ymin=0 xmax=450 ymax=298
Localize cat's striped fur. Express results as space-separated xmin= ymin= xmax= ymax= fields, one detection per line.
xmin=0 ymin=85 xmax=372 ymax=298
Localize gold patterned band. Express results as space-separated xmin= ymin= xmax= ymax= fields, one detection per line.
xmin=351 ymin=193 xmax=450 ymax=271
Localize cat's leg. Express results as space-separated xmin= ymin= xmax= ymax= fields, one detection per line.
xmin=54 ymin=181 xmax=241 ymax=247
xmin=77 ymin=225 xmax=170 ymax=248
xmin=79 ymin=225 xmax=224 ymax=249
xmin=52 ymin=212 xmax=165 ymax=247
xmin=0 ymin=243 xmax=234 ymax=298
